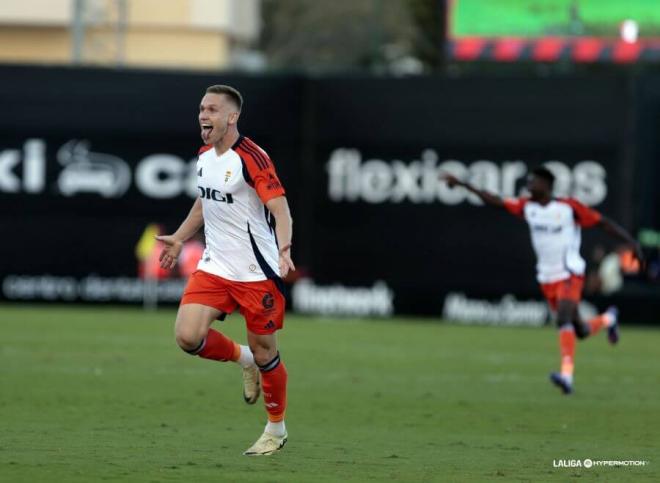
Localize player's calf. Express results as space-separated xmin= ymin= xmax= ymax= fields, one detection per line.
xmin=178 ymin=324 xmax=260 ymax=403
xmin=557 ymin=300 xmax=590 ymax=339
xmin=243 ymin=352 xmax=288 ymax=456
xmin=573 ymin=322 xmax=590 ymax=340
xmin=177 ymin=311 xmax=259 ymax=403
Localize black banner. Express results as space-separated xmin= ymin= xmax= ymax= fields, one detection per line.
xmin=0 ymin=65 xmax=302 ymax=279
xmin=303 ymin=76 xmax=632 ymax=316
xmin=1 ymin=66 xmax=656 ymax=323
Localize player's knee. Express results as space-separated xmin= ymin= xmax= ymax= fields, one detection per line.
xmin=250 ymin=344 xmax=277 ymax=367
xmin=175 ymin=327 xmax=204 ymax=353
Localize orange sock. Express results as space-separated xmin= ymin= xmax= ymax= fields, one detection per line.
xmin=259 ymin=353 xmax=287 ymax=422
xmin=559 ymin=327 xmax=575 ymax=382
xmin=197 ymin=328 xmax=240 ymax=362
xmin=587 ymin=314 xmax=609 ymax=335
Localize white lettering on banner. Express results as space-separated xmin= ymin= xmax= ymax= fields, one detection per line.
xmin=501 ymin=161 xmax=527 ymax=200
xmin=443 ymin=292 xmax=548 ymax=327
xmin=292 ymin=278 xmax=394 ymax=316
xmin=2 ymin=275 xmax=186 ymax=302
xmin=572 ymin=161 xmax=607 ymax=202
xmin=0 ymin=139 xmax=48 ymax=193
xmin=0 ymin=138 xmax=199 ymax=199
xmin=545 ymin=161 xmax=571 ymax=198
xmin=0 ymin=140 xmax=610 ymax=203
xmin=442 ymin=292 xmax=598 ymax=327
xmin=23 ymin=139 xmax=46 ymax=193
xmin=326 ymin=148 xmax=608 ymax=206
xmin=0 ymin=148 xmax=21 ymax=192
xmin=136 ymin=155 xmax=191 ymax=199
xmin=2 ymin=275 xmax=78 ymax=301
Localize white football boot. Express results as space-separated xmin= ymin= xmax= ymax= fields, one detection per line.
xmin=243 ymin=431 xmax=288 ymax=456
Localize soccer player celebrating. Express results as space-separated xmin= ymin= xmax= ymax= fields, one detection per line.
xmin=442 ymin=167 xmax=643 ymax=394
xmin=157 ymin=85 xmax=294 ymax=454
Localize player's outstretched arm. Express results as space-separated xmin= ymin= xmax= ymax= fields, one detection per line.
xmin=599 ymin=215 xmax=645 ymax=266
xmin=156 ymin=198 xmax=204 ymax=270
xmin=266 ymin=196 xmax=295 ymax=278
xmin=440 ymin=173 xmax=505 ymax=208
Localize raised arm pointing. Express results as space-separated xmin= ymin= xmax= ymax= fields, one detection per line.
xmin=440 ymin=173 xmax=505 ymax=208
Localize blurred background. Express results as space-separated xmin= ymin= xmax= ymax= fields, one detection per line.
xmin=1 ymin=0 xmax=658 ymax=324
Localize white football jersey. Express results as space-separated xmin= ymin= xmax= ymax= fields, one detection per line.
xmin=504 ymin=197 xmax=602 ymax=284
xmin=194 ymin=136 xmax=286 ymax=282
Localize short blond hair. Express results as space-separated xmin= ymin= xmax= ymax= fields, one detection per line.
xmin=205 ymin=85 xmax=243 ymax=111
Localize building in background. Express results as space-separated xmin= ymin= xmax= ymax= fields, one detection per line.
xmin=0 ymin=0 xmax=261 ymax=70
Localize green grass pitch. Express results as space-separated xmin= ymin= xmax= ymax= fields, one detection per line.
xmin=1 ymin=305 xmax=658 ymax=482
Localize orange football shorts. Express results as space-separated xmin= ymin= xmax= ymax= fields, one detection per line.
xmin=181 ymin=270 xmax=285 ymax=335
xmin=539 ymin=275 xmax=584 ymax=311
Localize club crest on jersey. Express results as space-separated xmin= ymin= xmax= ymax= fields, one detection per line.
xmin=262 ymin=293 xmax=275 ymax=310
xmin=225 ymin=170 xmax=232 ymax=183
xmin=198 ymin=186 xmax=233 ymax=204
